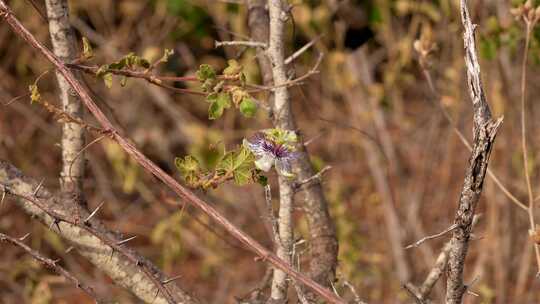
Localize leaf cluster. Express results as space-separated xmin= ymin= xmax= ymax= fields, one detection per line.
xmin=175 ymin=145 xmax=266 ymax=190
xmin=196 ymin=60 xmax=258 ymax=120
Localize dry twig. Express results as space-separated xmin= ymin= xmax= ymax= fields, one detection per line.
xmin=445 ymin=2 xmax=503 ymax=303
xmin=0 ymin=3 xmax=345 ymax=303
xmin=0 ymin=232 xmax=103 ymax=303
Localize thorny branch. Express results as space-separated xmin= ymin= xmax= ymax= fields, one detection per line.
xmin=0 ymin=3 xmax=346 ymax=303
xmin=0 ymin=232 xmax=103 ymax=303
xmin=0 ymin=162 xmax=197 ymax=304
xmin=445 ymin=1 xmax=503 ymax=303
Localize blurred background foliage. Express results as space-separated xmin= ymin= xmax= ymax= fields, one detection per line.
xmin=1 ymin=0 xmax=540 ymax=303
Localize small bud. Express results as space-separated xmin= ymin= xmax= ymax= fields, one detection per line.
xmin=413 ymin=40 xmax=422 ymax=54
xmin=530 ymin=226 xmax=540 ymax=245
xmin=525 ymin=0 xmax=533 ymax=11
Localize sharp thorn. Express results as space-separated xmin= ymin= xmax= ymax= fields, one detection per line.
xmin=84 ymin=201 xmax=105 ymax=223
xmin=33 ymin=178 xmax=45 ymax=197
xmin=162 ymin=274 xmax=182 ymax=284
xmin=116 ymin=235 xmax=137 ymax=246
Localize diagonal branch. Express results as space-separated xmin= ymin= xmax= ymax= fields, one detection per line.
xmin=445 ymin=1 xmax=504 ymax=303
xmin=0 ymin=160 xmax=199 ymax=304
xmin=0 ymin=232 xmax=103 ymax=303
xmin=0 ymin=3 xmax=345 ymax=303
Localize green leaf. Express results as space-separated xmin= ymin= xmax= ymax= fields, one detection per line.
xmin=136 ymin=57 xmax=151 ymax=69
xmin=82 ymin=37 xmax=93 ymax=59
xmin=217 ymin=92 xmax=231 ymax=109
xmin=197 ymin=64 xmax=216 ymax=81
xmin=124 ymin=52 xmax=137 ymax=67
xmin=96 ymin=65 xmax=109 ymax=77
xmin=223 ymin=59 xmax=242 ymax=76
xmin=108 ymin=59 xmax=126 ymax=70
xmin=175 ymin=155 xmax=200 ymax=173
xmin=208 ymin=101 xmax=224 ymax=120
xmin=216 ymin=151 xmax=234 ymax=175
xmin=175 ymin=155 xmax=201 ymax=186
xmin=216 ymin=146 xmax=255 ymax=185
xmin=239 ymin=97 xmax=257 ymax=117
xmin=232 ymin=146 xmax=255 ymax=185
xmin=103 ymin=73 xmax=113 ymax=88
xmin=207 ymin=93 xmax=231 ymax=120
xmin=29 ymin=84 xmax=40 ymax=104
xmin=264 ymin=128 xmax=298 ymax=146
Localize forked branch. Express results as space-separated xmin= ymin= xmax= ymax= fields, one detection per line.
xmin=0 ymin=2 xmax=345 ymax=303
xmin=445 ymin=1 xmax=503 ymax=303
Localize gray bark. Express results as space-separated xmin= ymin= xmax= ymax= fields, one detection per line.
xmin=45 ymin=0 xmax=85 ymax=206
xmin=445 ymin=1 xmax=503 ymax=303
xmin=247 ymin=1 xmax=338 ymax=300
xmin=0 ymin=160 xmax=200 ymax=304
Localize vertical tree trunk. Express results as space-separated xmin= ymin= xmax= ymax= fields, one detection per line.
xmin=45 ymin=0 xmax=86 ymax=206
xmin=247 ymin=1 xmax=338 ymax=301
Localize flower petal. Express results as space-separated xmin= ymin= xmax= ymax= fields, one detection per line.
xmin=254 ymin=153 xmax=275 ymax=172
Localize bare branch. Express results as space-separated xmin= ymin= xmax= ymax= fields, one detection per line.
xmin=247 ymin=1 xmax=339 ymax=301
xmin=0 ymin=161 xmax=199 ymax=304
xmin=0 ymin=232 xmax=103 ymax=303
xmin=266 ymin=0 xmax=296 ymax=300
xmin=284 ymin=35 xmax=322 ymax=65
xmin=445 ymin=2 xmax=503 ymax=303
xmin=294 ymin=166 xmax=332 ymax=190
xmin=215 ymin=40 xmax=267 ymax=48
xmin=405 ymin=224 xmax=458 ymax=249
xmin=0 ymin=3 xmax=345 ymax=303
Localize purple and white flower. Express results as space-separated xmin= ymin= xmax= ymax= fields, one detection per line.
xmin=243 ymin=131 xmax=298 ymax=177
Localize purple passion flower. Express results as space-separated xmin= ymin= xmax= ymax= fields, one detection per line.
xmin=243 ymin=129 xmax=298 ymax=177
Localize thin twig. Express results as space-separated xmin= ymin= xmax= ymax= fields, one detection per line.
xmin=420 ymin=61 xmax=527 ymax=212
xmin=343 ymin=281 xmax=368 ymax=304
xmin=405 ymin=223 xmax=458 ymax=249
xmin=0 ymin=4 xmax=345 ymax=303
xmin=0 ymin=184 xmax=177 ymax=304
xmin=295 ymin=166 xmax=332 ymax=190
xmin=215 ymin=40 xmax=267 ymax=48
xmin=0 ymin=232 xmax=103 ymax=302
xmin=519 ymin=18 xmax=540 ymax=276
xmin=403 ymin=283 xmax=426 ymax=304
xmin=285 ymin=35 xmax=322 ymax=65
xmin=68 ymin=134 xmax=106 ymax=184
